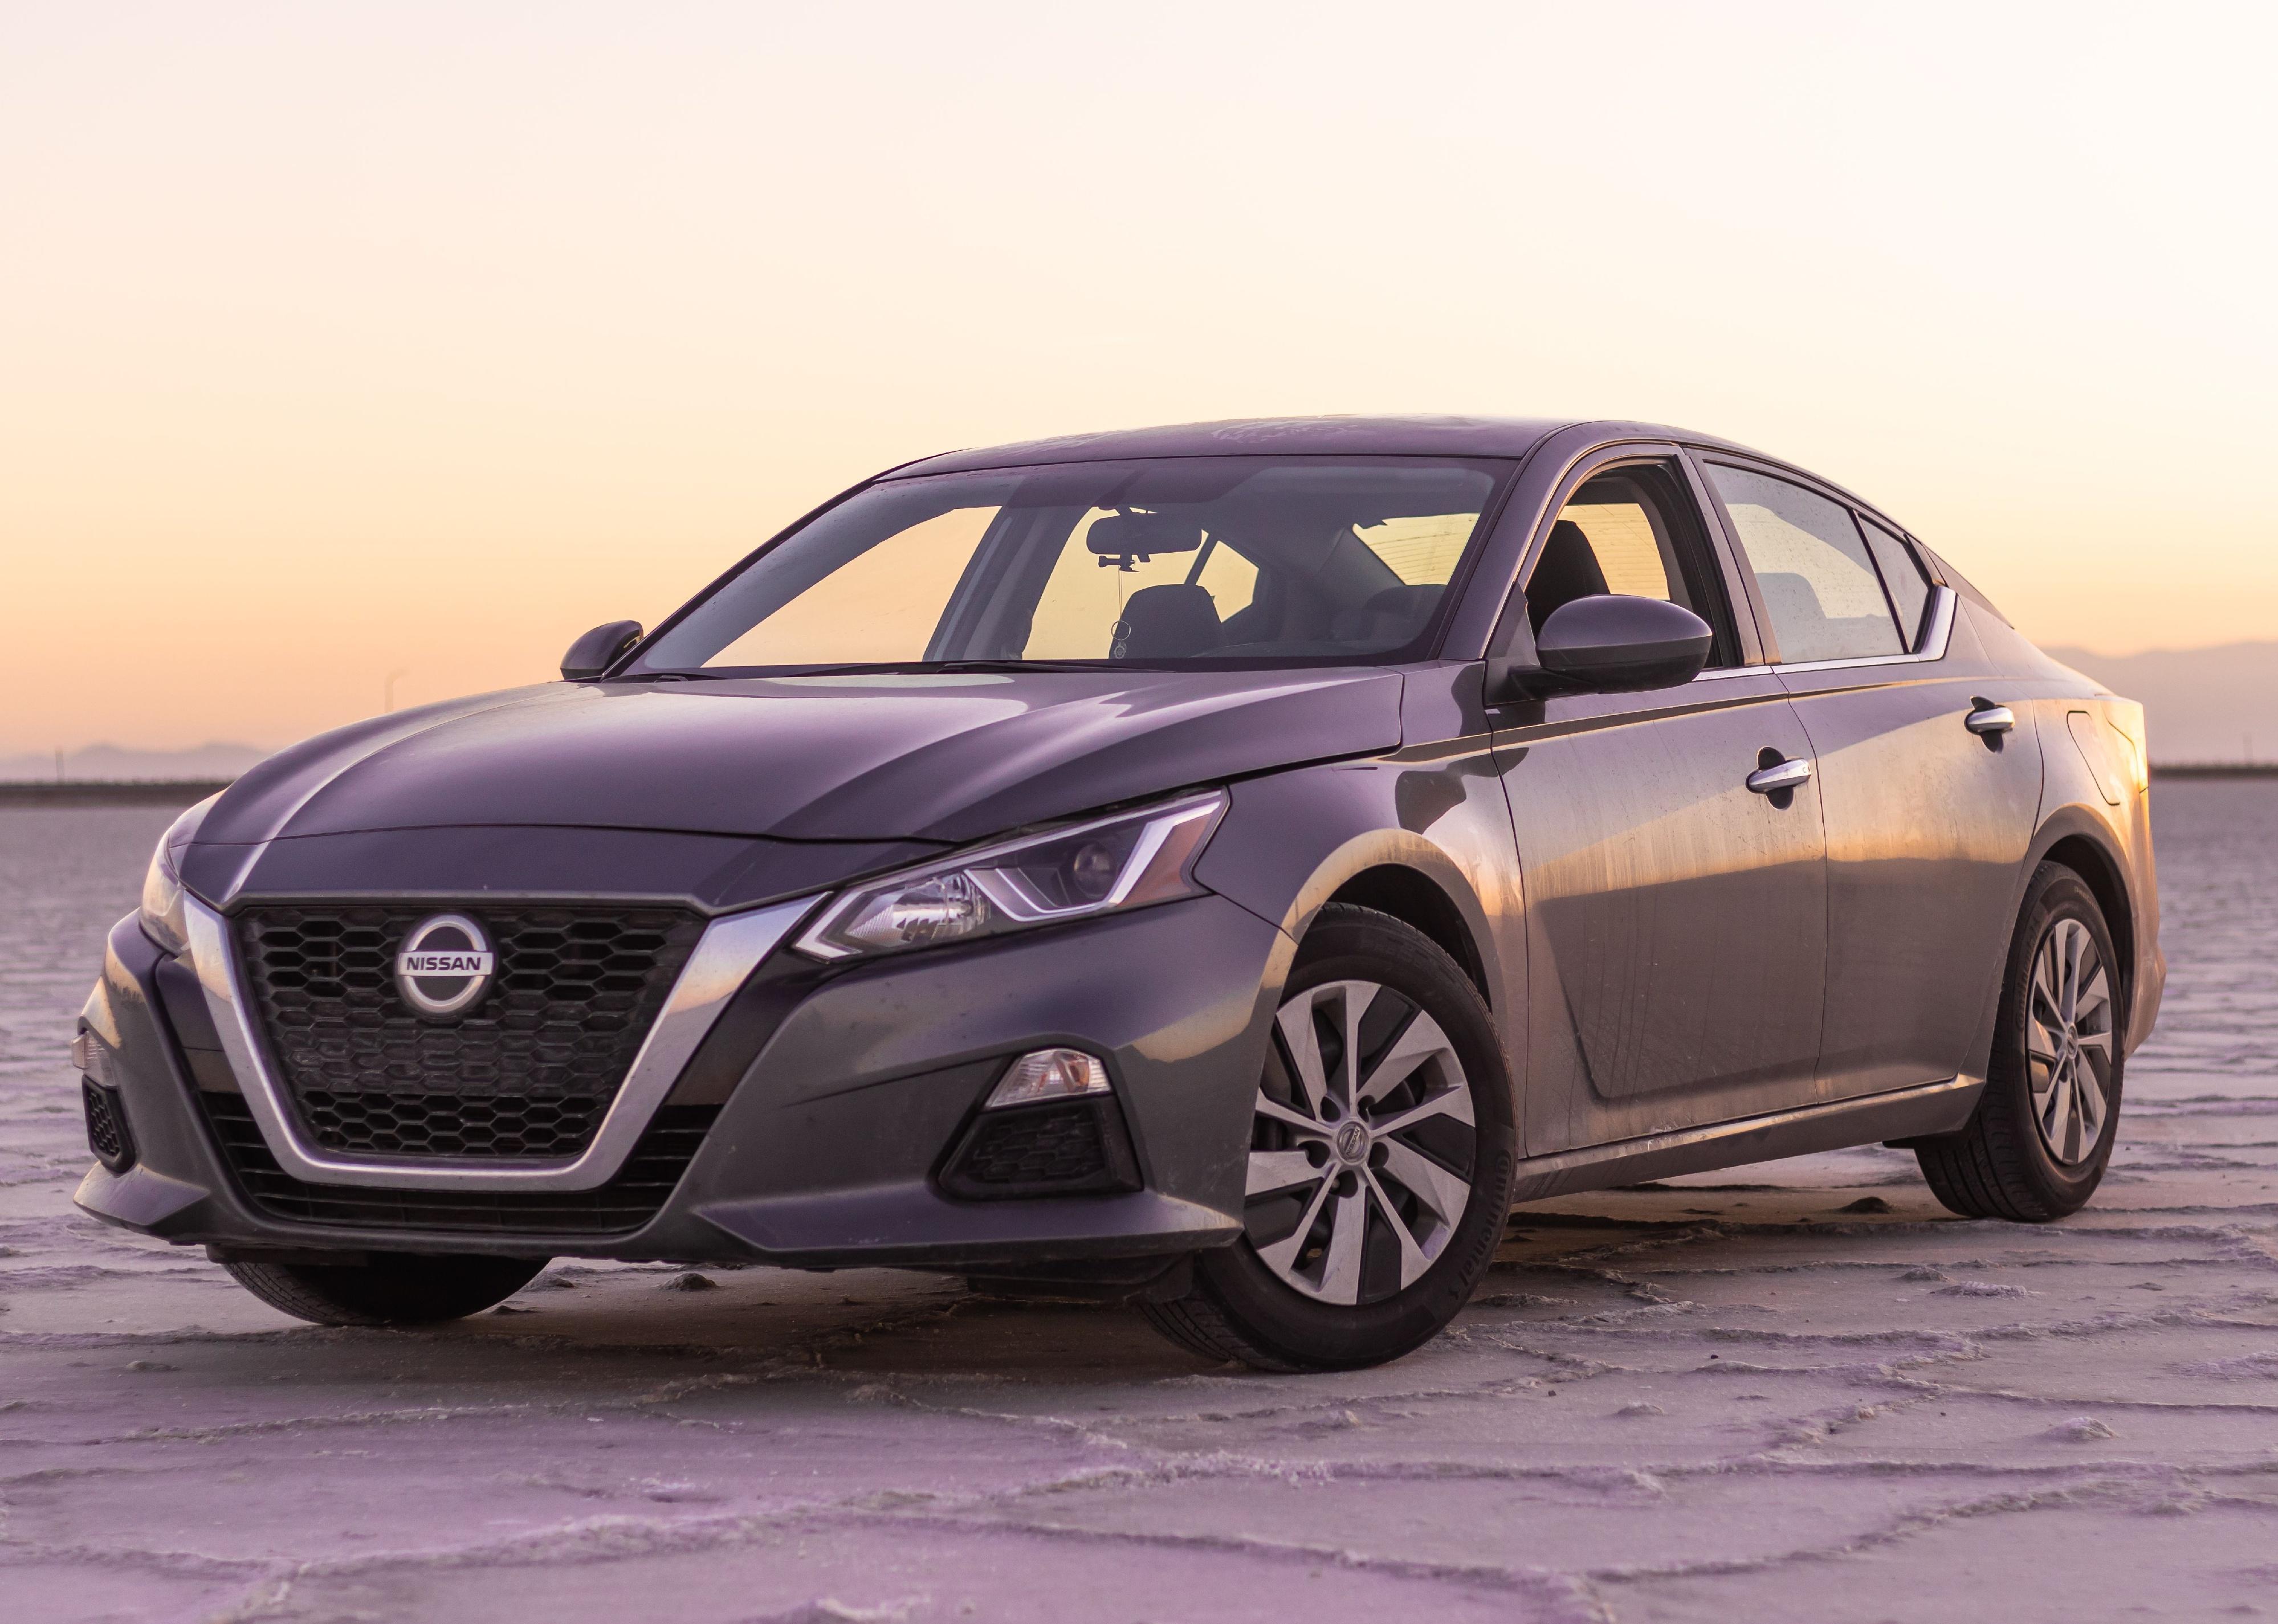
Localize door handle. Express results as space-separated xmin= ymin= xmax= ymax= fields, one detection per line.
xmin=1746 ymin=756 xmax=1812 ymax=795
xmin=1966 ymin=701 xmax=2015 ymax=736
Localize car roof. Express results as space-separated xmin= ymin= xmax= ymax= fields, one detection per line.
xmin=889 ymin=415 xmax=1763 ymax=478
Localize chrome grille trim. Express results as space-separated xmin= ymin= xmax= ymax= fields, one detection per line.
xmin=184 ymin=894 xmax=814 ymax=1191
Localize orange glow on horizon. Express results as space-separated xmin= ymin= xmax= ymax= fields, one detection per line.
xmin=6 ymin=3 xmax=2274 ymax=755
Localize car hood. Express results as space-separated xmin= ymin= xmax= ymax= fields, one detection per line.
xmin=197 ymin=668 xmax=1406 ymax=850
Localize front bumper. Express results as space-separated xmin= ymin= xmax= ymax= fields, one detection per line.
xmin=75 ymin=894 xmax=1291 ymax=1269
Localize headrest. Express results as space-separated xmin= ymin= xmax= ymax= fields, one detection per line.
xmin=1526 ymin=519 xmax=1611 ymax=633
xmin=1757 ymin=572 xmax=1825 ymax=617
xmin=1330 ymin=584 xmax=1441 ymax=648
xmin=1110 ymin=584 xmax=1222 ymax=659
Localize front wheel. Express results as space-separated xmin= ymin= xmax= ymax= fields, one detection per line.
xmin=1144 ymin=905 xmax=1517 ymax=1370
xmin=1917 ymin=862 xmax=2124 ymax=1221
xmin=222 ymin=1252 xmax=548 ymax=1326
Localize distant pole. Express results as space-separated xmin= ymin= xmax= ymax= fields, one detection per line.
xmin=54 ymin=746 xmax=63 ymax=785
xmin=385 ymin=669 xmax=409 ymax=713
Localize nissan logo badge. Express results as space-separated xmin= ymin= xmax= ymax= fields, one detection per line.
xmin=393 ymin=913 xmax=496 ymax=1018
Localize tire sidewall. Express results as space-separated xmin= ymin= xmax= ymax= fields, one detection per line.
xmin=1195 ymin=907 xmax=1517 ymax=1368
xmin=1987 ymin=864 xmax=2125 ymax=1211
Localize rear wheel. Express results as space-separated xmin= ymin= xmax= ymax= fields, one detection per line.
xmin=1917 ymin=863 xmax=2123 ymax=1221
xmin=1144 ymin=905 xmax=1517 ymax=1370
xmin=223 ymin=1252 xmax=548 ymax=1326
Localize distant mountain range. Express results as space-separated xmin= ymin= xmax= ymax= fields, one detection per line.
xmin=2044 ymin=642 xmax=2278 ymax=765
xmin=2 ymin=642 xmax=2270 ymax=782
xmin=0 ymin=741 xmax=272 ymax=784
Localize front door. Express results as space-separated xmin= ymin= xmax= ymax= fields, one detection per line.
xmin=1492 ymin=454 xmax=1828 ymax=1154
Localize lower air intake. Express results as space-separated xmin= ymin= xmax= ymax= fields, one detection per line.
xmin=199 ymin=1093 xmax=715 ymax=1237
xmin=83 ymin=1079 xmax=135 ymax=1173
xmin=936 ymin=1097 xmax=1142 ymax=1200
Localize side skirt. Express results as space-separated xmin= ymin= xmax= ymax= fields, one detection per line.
xmin=1508 ymin=1075 xmax=1982 ymax=1205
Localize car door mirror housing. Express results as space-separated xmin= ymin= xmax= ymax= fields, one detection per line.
xmin=561 ymin=620 xmax=644 ymax=680
xmin=1531 ymin=595 xmax=1713 ymax=694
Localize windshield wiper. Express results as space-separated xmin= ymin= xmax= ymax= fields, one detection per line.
xmin=922 ymin=659 xmax=1135 ymax=674
xmin=623 ymin=659 xmax=1148 ymax=681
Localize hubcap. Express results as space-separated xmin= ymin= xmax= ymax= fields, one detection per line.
xmin=2026 ymin=917 xmax=2115 ymax=1166
xmin=1243 ymin=978 xmax=1477 ymax=1307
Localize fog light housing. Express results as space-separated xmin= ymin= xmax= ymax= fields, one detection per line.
xmin=986 ymin=1048 xmax=1111 ymax=1110
xmin=82 ymin=1078 xmax=136 ymax=1173
xmin=938 ymin=1050 xmax=1139 ymax=1201
xmin=70 ymin=1028 xmax=107 ymax=1085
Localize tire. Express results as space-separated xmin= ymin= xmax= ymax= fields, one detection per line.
xmin=1144 ymin=904 xmax=1518 ymax=1371
xmin=1917 ymin=863 xmax=2125 ymax=1222
xmin=222 ymin=1252 xmax=548 ymax=1327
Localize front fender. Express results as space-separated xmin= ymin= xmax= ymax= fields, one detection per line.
xmin=1193 ymin=748 xmax=1523 ymax=1028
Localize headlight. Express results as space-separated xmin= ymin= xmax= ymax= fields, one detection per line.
xmin=138 ymin=795 xmax=218 ymax=955
xmin=796 ymin=792 xmax=1226 ymax=961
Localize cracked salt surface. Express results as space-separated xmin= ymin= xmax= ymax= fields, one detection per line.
xmin=4 ymin=786 xmax=2276 ymax=1623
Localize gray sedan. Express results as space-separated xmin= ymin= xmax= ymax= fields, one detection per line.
xmin=75 ymin=415 xmax=2161 ymax=1369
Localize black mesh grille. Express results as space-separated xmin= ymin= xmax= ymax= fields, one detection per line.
xmin=936 ymin=1098 xmax=1140 ymax=1199
xmin=957 ymin=1106 xmax=1110 ymax=1185
xmin=233 ymin=904 xmax=703 ymax=1160
xmin=83 ymin=1079 xmax=134 ymax=1172
xmin=199 ymin=1093 xmax=716 ymax=1236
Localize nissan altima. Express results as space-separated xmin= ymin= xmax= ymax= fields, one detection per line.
xmin=72 ymin=416 xmax=2162 ymax=1369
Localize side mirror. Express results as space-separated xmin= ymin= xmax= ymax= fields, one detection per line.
xmin=561 ymin=620 xmax=643 ymax=680
xmin=1532 ymin=595 xmax=1711 ymax=693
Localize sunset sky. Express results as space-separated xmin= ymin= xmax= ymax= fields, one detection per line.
xmin=5 ymin=2 xmax=2273 ymax=756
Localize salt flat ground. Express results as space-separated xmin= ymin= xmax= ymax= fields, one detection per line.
xmin=3 ymin=786 xmax=2273 ymax=1624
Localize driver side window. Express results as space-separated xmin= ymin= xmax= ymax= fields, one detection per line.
xmin=1523 ymin=464 xmax=1735 ymax=667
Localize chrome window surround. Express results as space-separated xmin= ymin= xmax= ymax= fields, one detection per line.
xmin=182 ymin=893 xmax=814 ymax=1192
xmin=1695 ymin=584 xmax=1954 ymax=681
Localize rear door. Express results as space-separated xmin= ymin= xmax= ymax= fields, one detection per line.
xmin=1490 ymin=447 xmax=1828 ymax=1154
xmin=1696 ymin=455 xmax=2043 ymax=1097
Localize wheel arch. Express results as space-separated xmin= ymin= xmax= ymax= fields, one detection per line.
xmin=2029 ymin=813 xmax=2137 ymax=1012
xmin=1323 ymin=862 xmax=1493 ymax=1005
xmin=1272 ymin=828 xmax=1501 ymax=1011
xmin=1193 ymin=764 xmax=1517 ymax=1022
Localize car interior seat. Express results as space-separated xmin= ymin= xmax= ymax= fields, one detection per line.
xmin=1329 ymin=584 xmax=1441 ymax=648
xmin=1111 ymin=584 xmax=1223 ymax=659
xmin=1756 ymin=570 xmax=1897 ymax=662
xmin=1525 ymin=519 xmax=1611 ymax=634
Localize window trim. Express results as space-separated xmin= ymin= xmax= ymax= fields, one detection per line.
xmin=1497 ymin=443 xmax=1754 ymax=674
xmin=1686 ymin=451 xmax=1952 ymax=672
xmin=1692 ymin=585 xmax=1956 ymax=679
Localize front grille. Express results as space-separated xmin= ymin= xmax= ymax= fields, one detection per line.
xmin=234 ymin=904 xmax=703 ymax=1160
xmin=200 ymin=1093 xmax=717 ymax=1235
xmin=296 ymin=1090 xmax=600 ymax=1158
xmin=83 ymin=1079 xmax=135 ymax=1173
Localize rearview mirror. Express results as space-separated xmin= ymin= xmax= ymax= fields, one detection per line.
xmin=561 ymin=620 xmax=643 ymax=680
xmin=1531 ymin=595 xmax=1711 ymax=693
xmin=1086 ymin=512 xmax=1203 ymax=570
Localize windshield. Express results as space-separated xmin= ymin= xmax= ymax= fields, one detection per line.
xmin=631 ymin=456 xmax=1510 ymax=674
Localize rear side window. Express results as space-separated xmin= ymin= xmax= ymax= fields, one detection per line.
xmin=1705 ymin=464 xmax=1903 ymax=663
xmin=1859 ymin=517 xmax=1932 ymax=648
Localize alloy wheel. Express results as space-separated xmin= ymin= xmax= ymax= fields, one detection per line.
xmin=2026 ymin=917 xmax=2114 ymax=1165
xmin=1244 ymin=978 xmax=1477 ymax=1305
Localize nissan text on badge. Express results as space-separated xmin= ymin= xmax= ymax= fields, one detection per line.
xmin=72 ymin=417 xmax=2163 ymax=1369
